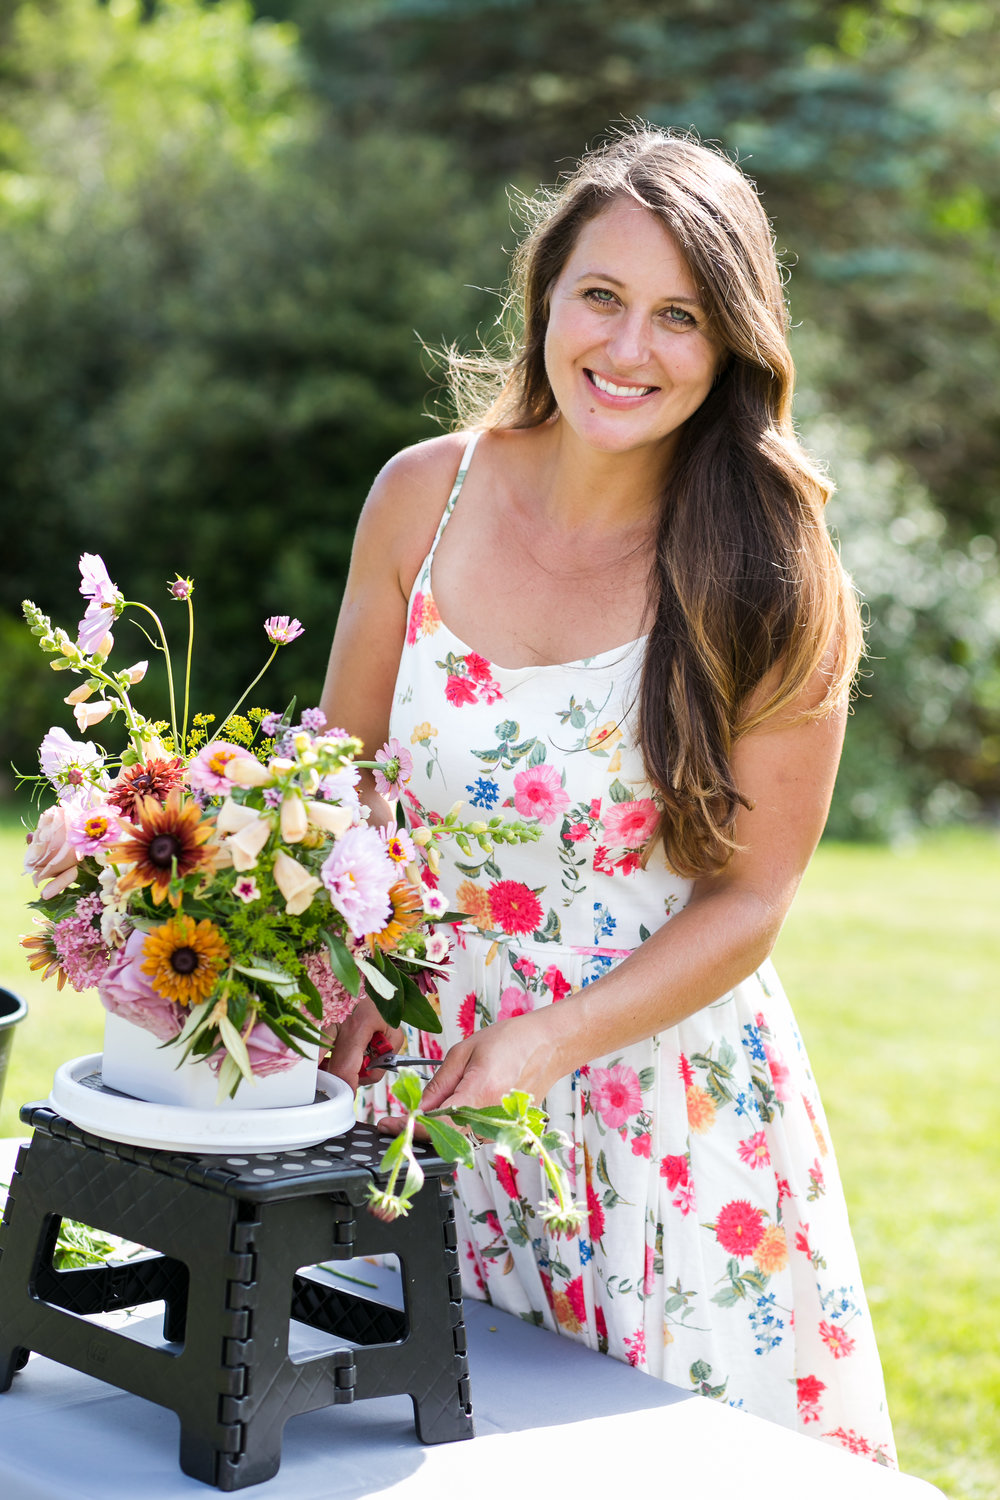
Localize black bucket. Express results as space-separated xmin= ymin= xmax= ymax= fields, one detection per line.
xmin=0 ymin=987 xmax=28 ymax=1115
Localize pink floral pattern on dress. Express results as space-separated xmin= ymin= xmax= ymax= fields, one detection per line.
xmin=359 ymin=434 xmax=896 ymax=1467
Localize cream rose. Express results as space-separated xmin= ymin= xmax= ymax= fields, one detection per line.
xmin=24 ymin=804 xmax=80 ymax=898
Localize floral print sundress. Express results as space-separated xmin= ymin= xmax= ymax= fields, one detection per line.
xmin=373 ymin=432 xmax=896 ymax=1464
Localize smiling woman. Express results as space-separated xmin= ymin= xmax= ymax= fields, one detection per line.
xmin=318 ymin=125 xmax=893 ymax=1466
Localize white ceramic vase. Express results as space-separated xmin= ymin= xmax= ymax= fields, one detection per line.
xmin=101 ymin=1011 xmax=321 ymax=1112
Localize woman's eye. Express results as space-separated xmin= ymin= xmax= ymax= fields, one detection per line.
xmin=662 ymin=305 xmax=696 ymax=327
xmin=583 ymin=287 xmax=618 ymax=307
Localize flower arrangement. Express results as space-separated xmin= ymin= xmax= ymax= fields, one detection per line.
xmin=18 ymin=555 xmax=582 ymax=1227
xmin=18 ymin=555 xmax=540 ymax=1102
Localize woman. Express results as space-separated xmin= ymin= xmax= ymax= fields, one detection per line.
xmin=321 ymin=127 xmax=895 ymax=1463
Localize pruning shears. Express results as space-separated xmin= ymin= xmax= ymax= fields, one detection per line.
xmin=358 ymin=1031 xmax=442 ymax=1082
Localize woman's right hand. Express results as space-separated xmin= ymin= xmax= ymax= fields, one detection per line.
xmin=322 ymin=994 xmax=404 ymax=1092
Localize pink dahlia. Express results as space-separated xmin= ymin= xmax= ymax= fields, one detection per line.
xmin=487 ymin=880 xmax=543 ymax=936
xmin=320 ymin=824 xmax=395 ymax=939
xmin=600 ymin=798 xmax=659 ymax=848
xmin=512 ymin=763 xmax=570 ymax=825
xmin=714 ymin=1199 xmax=766 ymax=1257
xmin=589 ymin=1063 xmax=643 ymax=1129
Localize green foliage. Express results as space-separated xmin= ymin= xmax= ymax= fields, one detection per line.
xmin=0 ymin=0 xmax=503 ymax=790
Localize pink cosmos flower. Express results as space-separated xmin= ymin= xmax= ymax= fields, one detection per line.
xmin=498 ymin=985 xmax=534 ymax=1020
xmin=39 ymin=726 xmax=108 ymax=802
xmin=320 ymin=824 xmax=395 ymax=939
xmin=98 ymin=929 xmax=185 ymax=1041
xmin=600 ymin=797 xmax=659 ymax=848
xmin=169 ymin=576 xmax=193 ymax=600
xmin=589 ymin=1064 xmax=643 ymax=1129
xmin=373 ymin=737 xmax=414 ymax=800
xmin=188 ymin=740 xmax=256 ymax=795
xmin=512 ymin=763 xmax=570 ymax=825
xmin=264 ymin=615 xmax=304 ymax=645
xmin=77 ymin=553 xmax=122 ymax=655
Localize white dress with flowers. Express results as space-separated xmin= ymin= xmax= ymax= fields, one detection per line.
xmin=374 ymin=433 xmax=896 ymax=1463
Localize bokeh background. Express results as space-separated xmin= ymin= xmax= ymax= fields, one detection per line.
xmin=1 ymin=2 xmax=998 ymax=1495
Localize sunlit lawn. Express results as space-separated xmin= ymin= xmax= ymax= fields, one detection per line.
xmin=1 ymin=816 xmax=996 ymax=1496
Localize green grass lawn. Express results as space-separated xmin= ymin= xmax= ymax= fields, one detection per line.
xmin=0 ymin=818 xmax=996 ymax=1496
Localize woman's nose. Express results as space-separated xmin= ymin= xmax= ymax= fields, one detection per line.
xmin=605 ymin=310 xmax=650 ymax=370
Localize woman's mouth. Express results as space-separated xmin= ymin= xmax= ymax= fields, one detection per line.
xmin=585 ymin=370 xmax=657 ymax=399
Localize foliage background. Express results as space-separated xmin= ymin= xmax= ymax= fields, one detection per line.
xmin=2 ymin=0 xmax=999 ymax=838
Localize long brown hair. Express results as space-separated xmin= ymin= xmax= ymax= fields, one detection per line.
xmin=448 ymin=127 xmax=863 ymax=878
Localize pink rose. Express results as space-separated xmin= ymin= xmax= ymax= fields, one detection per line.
xmin=98 ymin=930 xmax=185 ymax=1041
xmin=24 ymin=804 xmax=80 ymax=898
xmin=215 ymin=1022 xmax=300 ymax=1078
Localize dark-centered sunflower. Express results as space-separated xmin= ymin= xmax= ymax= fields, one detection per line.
xmin=110 ymin=790 xmax=217 ymax=905
xmin=367 ymin=880 xmax=423 ymax=952
xmin=141 ymin=913 xmax=230 ymax=1005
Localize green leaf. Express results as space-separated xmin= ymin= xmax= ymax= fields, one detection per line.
xmin=297 ymin=973 xmax=324 ymax=1020
xmin=354 ymin=954 xmax=397 ymax=1000
xmin=608 ymin=778 xmax=633 ymax=804
xmin=494 ymin=719 xmax=519 ymax=740
xmin=398 ymin=971 xmax=443 ymax=1033
xmin=528 ymin=740 xmax=548 ymax=765
xmin=322 ymin=931 xmax=361 ymax=997
xmin=218 ymin=1014 xmax=255 ymax=1082
xmin=419 ymin=1114 xmax=475 ymax=1167
xmin=389 ymin=1071 xmax=424 ymax=1111
xmin=233 ymin=959 xmax=295 ymax=987
xmin=638 ymin=1066 xmax=655 ymax=1091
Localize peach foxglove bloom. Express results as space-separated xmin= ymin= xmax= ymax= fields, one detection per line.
xmin=280 ymin=794 xmax=308 ymax=843
xmin=216 ymin=799 xmax=273 ymax=871
xmin=272 ymin=850 xmax=322 ymax=915
xmin=224 ymin=755 xmax=275 ymax=788
xmin=304 ymin=799 xmax=354 ymax=837
xmin=63 ymin=683 xmax=95 ymax=706
xmin=73 ymin=699 xmax=115 ymax=732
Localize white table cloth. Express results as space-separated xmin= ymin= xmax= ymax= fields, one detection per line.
xmin=0 ymin=1138 xmax=943 ymax=1500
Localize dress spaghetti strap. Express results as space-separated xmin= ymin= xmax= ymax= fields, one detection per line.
xmin=427 ymin=431 xmax=482 ymax=563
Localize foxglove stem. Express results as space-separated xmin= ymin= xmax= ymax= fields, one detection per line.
xmin=218 ymin=645 xmax=279 ymax=731
xmin=125 ymin=601 xmax=179 ymax=751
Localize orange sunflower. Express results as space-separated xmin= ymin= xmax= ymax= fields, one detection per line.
xmin=109 ymin=790 xmax=218 ymax=905
xmin=141 ymin=913 xmax=230 ymax=1005
xmin=367 ymin=880 xmax=423 ymax=952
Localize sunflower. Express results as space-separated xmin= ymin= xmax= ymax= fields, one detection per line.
xmin=367 ymin=880 xmax=423 ymax=952
xmin=141 ymin=913 xmax=230 ymax=1005
xmin=21 ymin=925 xmax=68 ymax=989
xmin=109 ymin=790 xmax=218 ymax=905
xmin=107 ymin=757 xmax=186 ymax=820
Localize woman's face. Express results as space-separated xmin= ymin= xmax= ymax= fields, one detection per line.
xmin=543 ymin=197 xmax=722 ymax=460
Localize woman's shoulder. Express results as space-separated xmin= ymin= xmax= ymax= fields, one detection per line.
xmin=354 ymin=431 xmax=476 ymax=599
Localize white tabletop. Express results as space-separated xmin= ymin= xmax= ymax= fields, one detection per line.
xmin=0 ymin=1139 xmax=943 ymax=1500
